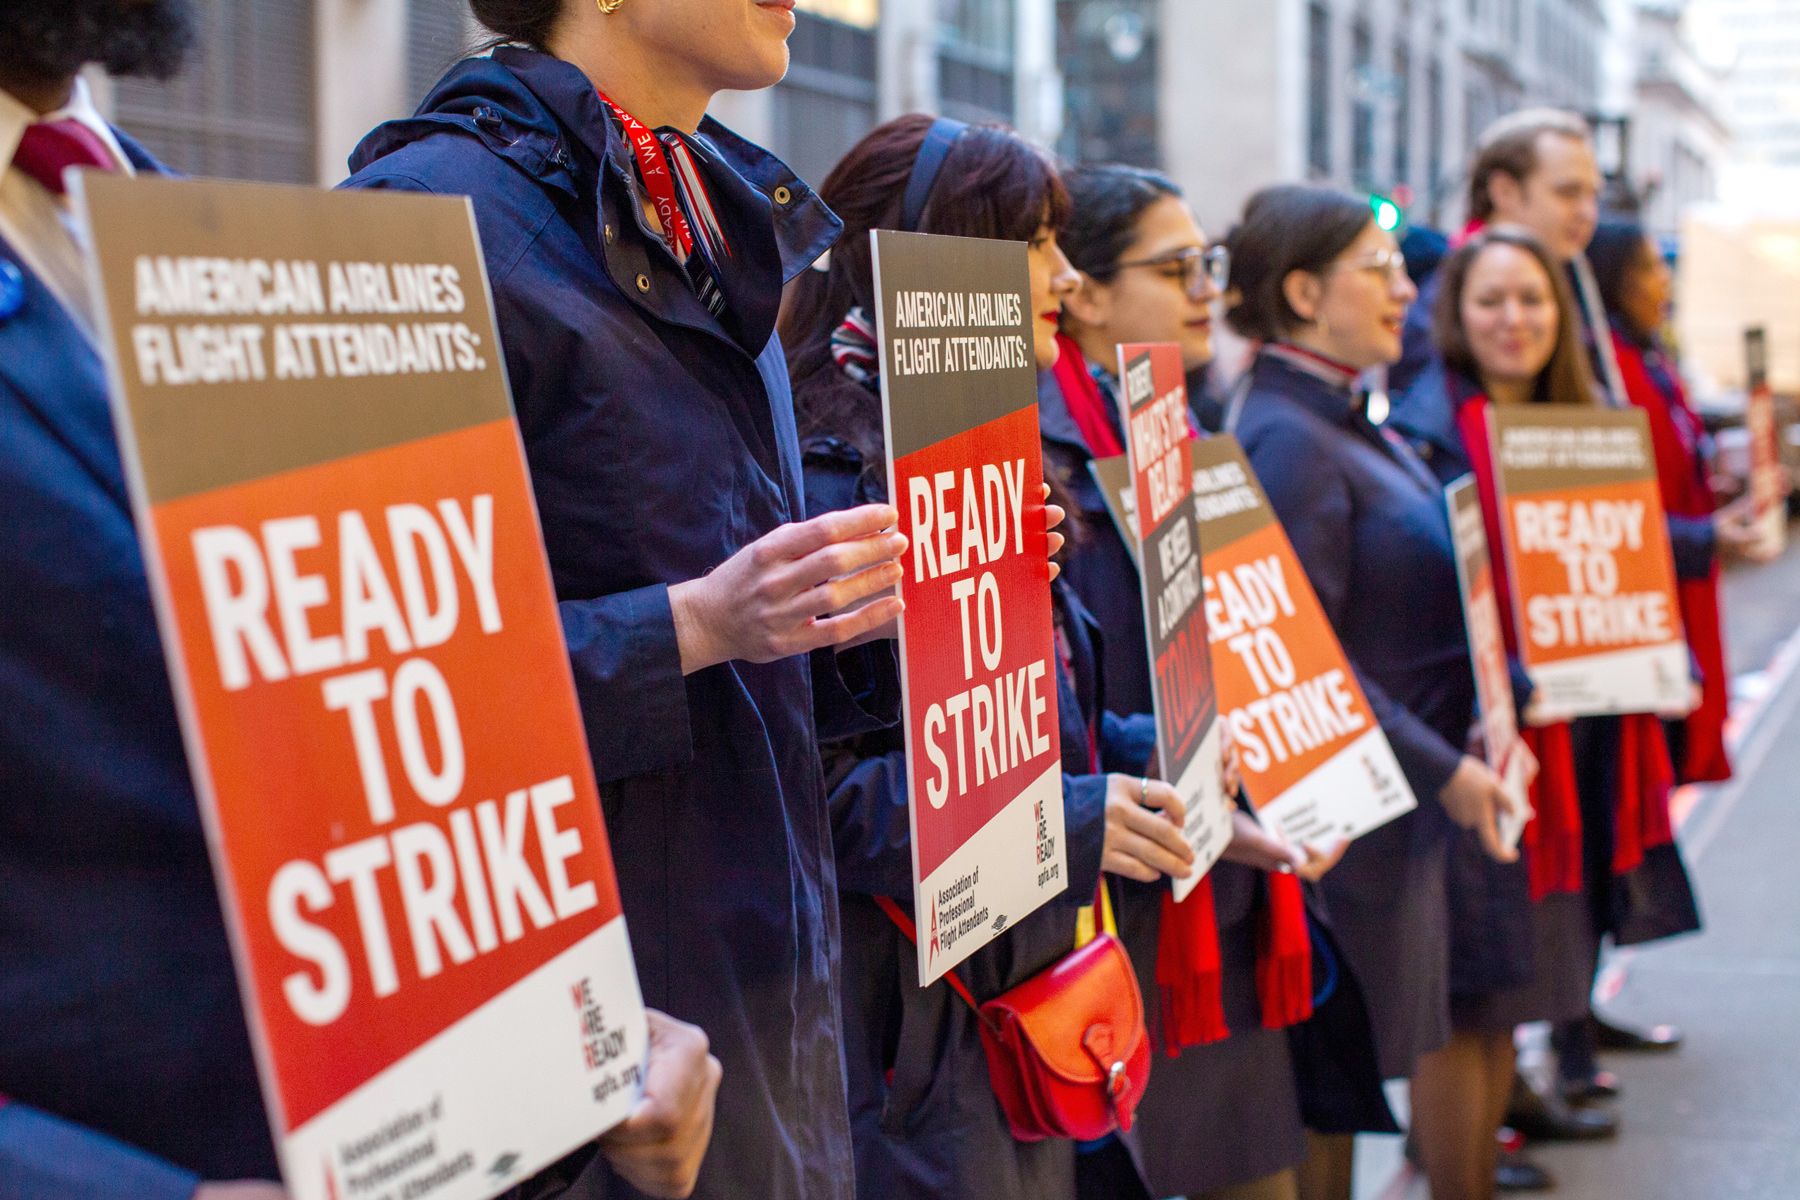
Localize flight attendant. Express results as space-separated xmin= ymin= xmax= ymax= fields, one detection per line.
xmin=1587 ymin=219 xmax=1764 ymax=784
xmin=783 ymin=113 xmax=1198 ymax=1200
xmin=1050 ymin=163 xmax=1331 ymax=1200
xmin=346 ymin=3 xmax=912 ymax=1197
xmin=1221 ymin=186 xmax=1518 ymax=1200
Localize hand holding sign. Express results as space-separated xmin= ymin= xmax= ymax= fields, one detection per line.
xmin=669 ymin=504 xmax=907 ymax=674
xmin=1101 ymin=774 xmax=1198 ymax=883
xmin=597 ymin=1009 xmax=723 ymax=1200
xmin=1438 ymin=756 xmax=1525 ymax=863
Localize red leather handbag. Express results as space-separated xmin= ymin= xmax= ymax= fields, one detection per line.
xmin=877 ymin=883 xmax=1151 ymax=1143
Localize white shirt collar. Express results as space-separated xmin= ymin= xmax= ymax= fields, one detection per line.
xmin=0 ymin=77 xmax=135 ymax=183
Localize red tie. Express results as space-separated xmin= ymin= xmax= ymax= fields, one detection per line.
xmin=13 ymin=118 xmax=116 ymax=195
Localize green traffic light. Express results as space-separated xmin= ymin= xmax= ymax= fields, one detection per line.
xmin=1370 ymin=194 xmax=1402 ymax=233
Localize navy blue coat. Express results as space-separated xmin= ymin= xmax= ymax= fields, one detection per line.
xmin=345 ymin=50 xmax=893 ymax=1200
xmin=0 ymin=137 xmax=280 ymax=1196
xmin=797 ymin=404 xmax=1127 ymax=1200
xmin=1040 ymin=363 xmax=1309 ymax=1187
xmin=1235 ymin=348 xmax=1469 ymax=1079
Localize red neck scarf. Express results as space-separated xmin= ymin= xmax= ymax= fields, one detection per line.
xmin=1454 ymin=392 xmax=1676 ymax=896
xmin=1052 ymin=333 xmax=1126 ymax=458
xmin=1051 ymin=334 xmax=1313 ymax=1044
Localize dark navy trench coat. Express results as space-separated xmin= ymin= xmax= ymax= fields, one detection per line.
xmin=0 ymin=135 xmax=283 ymax=1198
xmin=1235 ymin=348 xmax=1470 ymax=1080
xmin=345 ymin=49 xmax=894 ymax=1200
xmin=1039 ymin=366 xmax=1310 ymax=1186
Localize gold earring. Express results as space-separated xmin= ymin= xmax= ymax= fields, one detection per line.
xmin=597 ymin=0 xmax=625 ymax=12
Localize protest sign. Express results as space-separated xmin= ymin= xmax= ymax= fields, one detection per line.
xmin=872 ymin=229 xmax=1064 ymax=983
xmin=1189 ymin=436 xmax=1416 ymax=849
xmin=1487 ymin=405 xmax=1689 ymax=716
xmin=76 ymin=175 xmax=644 ymax=1200
xmin=1446 ymin=478 xmax=1529 ymax=851
xmin=1745 ymin=328 xmax=1787 ymax=556
xmin=1087 ymin=453 xmax=1140 ymax=567
xmin=1113 ymin=344 xmax=1229 ymax=899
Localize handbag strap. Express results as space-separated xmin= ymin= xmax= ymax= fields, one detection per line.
xmin=874 ymin=895 xmax=984 ymax=1013
xmin=876 ymin=877 xmax=1115 ymax=1015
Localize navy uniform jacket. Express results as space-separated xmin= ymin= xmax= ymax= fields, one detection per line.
xmin=1236 ymin=347 xmax=1470 ymax=1079
xmin=1038 ymin=363 xmax=1309 ymax=1189
xmin=345 ymin=50 xmax=893 ymax=1200
xmin=796 ymin=391 xmax=1128 ymax=1200
xmin=0 ymin=137 xmax=282 ymax=1194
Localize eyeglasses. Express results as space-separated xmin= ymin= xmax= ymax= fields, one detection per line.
xmin=1330 ymin=248 xmax=1411 ymax=285
xmin=1104 ymin=244 xmax=1230 ymax=300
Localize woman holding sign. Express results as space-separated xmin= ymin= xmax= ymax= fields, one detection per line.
xmin=1388 ymin=227 xmax=1700 ymax=1192
xmin=1049 ymin=163 xmax=1331 ymax=1200
xmin=782 ymin=115 xmax=1193 ymax=1200
xmin=1588 ymin=219 xmax=1762 ymax=784
xmin=345 ymin=6 xmax=914 ymax=1198
xmin=1223 ymin=186 xmax=1521 ymax=1200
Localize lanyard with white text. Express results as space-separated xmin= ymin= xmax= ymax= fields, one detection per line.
xmin=599 ymin=91 xmax=729 ymax=316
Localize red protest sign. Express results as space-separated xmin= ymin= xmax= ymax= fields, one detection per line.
xmin=873 ymin=229 xmax=1064 ymax=983
xmin=1190 ymin=436 xmax=1416 ymax=849
xmin=77 ymin=175 xmax=644 ymax=1200
xmin=1114 ymin=344 xmax=1228 ymax=900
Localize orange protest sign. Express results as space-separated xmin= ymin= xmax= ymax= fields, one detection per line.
xmin=76 ymin=174 xmax=644 ymax=1200
xmin=1190 ymin=437 xmax=1416 ymax=849
xmin=1487 ymin=405 xmax=1689 ymax=717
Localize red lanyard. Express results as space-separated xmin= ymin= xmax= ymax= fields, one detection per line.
xmin=598 ymin=91 xmax=698 ymax=264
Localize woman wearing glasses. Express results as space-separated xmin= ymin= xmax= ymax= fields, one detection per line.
xmin=1222 ymin=186 xmax=1521 ymax=1200
xmin=1050 ymin=165 xmax=1328 ymax=1200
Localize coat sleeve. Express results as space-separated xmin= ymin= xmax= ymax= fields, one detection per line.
xmin=0 ymin=1103 xmax=201 ymax=1200
xmin=1098 ymin=710 xmax=1157 ymax=776
xmin=1061 ymin=773 xmax=1109 ymax=902
xmin=823 ymin=740 xmax=914 ymax=901
xmin=1666 ymin=513 xmax=1716 ymax=581
xmin=1254 ymin=421 xmax=1464 ymax=801
xmin=557 ymin=586 xmax=695 ymax=784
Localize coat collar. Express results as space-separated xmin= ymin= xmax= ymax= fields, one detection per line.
xmin=1249 ymin=345 xmax=1358 ymax=427
xmin=348 ymin=48 xmax=840 ymax=349
xmin=1036 ymin=364 xmax=1091 ymax=455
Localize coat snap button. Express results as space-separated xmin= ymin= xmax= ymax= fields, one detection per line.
xmin=635 ymin=273 xmax=651 ymax=293
xmin=773 ymin=185 xmax=793 ymax=206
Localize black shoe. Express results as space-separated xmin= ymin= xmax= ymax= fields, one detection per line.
xmin=1496 ymin=1156 xmax=1555 ymax=1193
xmin=1560 ymin=1068 xmax=1622 ymax=1104
xmin=1506 ymin=1075 xmax=1620 ymax=1141
xmin=1594 ymin=1013 xmax=1683 ymax=1052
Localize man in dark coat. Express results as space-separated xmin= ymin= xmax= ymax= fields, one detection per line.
xmin=0 ymin=7 xmax=718 ymax=1197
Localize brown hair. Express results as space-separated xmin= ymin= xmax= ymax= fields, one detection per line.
xmin=1466 ymin=108 xmax=1591 ymax=223
xmin=781 ymin=114 xmax=1070 ymax=453
xmin=1222 ymin=184 xmax=1373 ymax=341
xmin=1432 ymin=225 xmax=1597 ymax=405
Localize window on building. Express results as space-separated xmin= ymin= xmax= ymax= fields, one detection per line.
xmin=772 ymin=8 xmax=880 ymax=190
xmin=1307 ymin=2 xmax=1332 ymax=177
xmin=1351 ymin=20 xmax=1374 ymax=188
xmin=111 ymin=0 xmax=316 ymax=183
xmin=1393 ymin=42 xmax=1412 ymax=189
xmin=408 ymin=0 xmax=473 ymax=112
xmin=1056 ymin=0 xmax=1160 ymax=167
xmin=939 ymin=0 xmax=1016 ymax=125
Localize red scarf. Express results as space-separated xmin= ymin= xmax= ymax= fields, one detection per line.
xmin=1053 ymin=333 xmax=1312 ymax=1047
xmin=1613 ymin=332 xmax=1732 ymax=784
xmin=1454 ymin=393 xmax=1677 ymax=896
